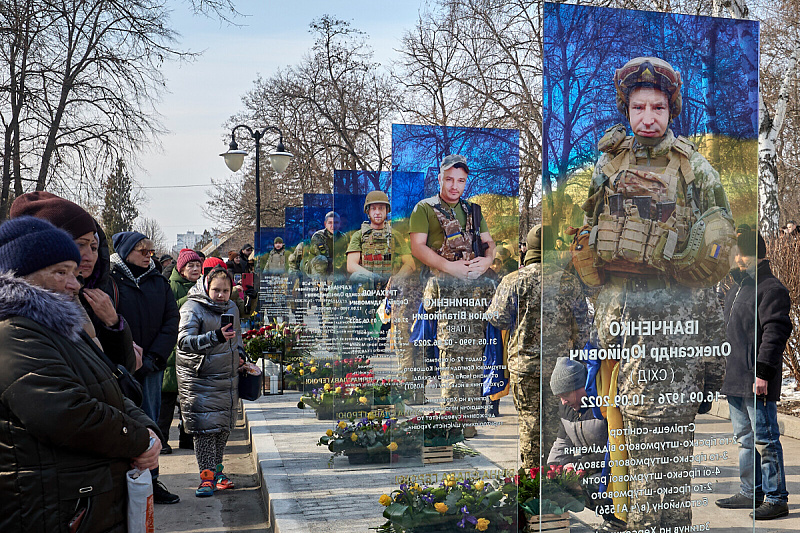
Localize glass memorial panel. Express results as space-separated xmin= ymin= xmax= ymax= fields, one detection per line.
xmin=542 ymin=3 xmax=759 ymax=532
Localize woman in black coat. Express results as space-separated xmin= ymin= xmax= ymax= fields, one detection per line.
xmin=0 ymin=217 xmax=161 ymax=532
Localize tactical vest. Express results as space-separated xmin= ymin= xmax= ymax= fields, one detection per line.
xmin=424 ymin=195 xmax=476 ymax=261
xmin=360 ymin=221 xmax=393 ymax=277
xmin=266 ymin=249 xmax=285 ymax=273
xmin=588 ymin=127 xmax=734 ymax=287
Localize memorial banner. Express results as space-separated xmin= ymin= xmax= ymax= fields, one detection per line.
xmin=543 ymin=3 xmax=759 ymax=531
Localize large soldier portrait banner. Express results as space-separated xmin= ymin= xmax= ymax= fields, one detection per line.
xmin=542 ymin=3 xmax=759 ymax=532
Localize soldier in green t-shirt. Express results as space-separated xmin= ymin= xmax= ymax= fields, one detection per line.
xmin=408 ymin=154 xmax=497 ymax=433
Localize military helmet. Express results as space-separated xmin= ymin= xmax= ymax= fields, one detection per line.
xmin=363 ymin=190 xmax=391 ymax=214
xmin=614 ymin=57 xmax=682 ymax=120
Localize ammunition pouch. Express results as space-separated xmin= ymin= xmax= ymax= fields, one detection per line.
xmin=595 ymin=209 xmax=623 ymax=263
xmin=670 ymin=207 xmax=736 ymax=288
xmin=566 ymin=225 xmax=604 ymax=287
xmin=616 ymin=206 xmax=650 ymax=263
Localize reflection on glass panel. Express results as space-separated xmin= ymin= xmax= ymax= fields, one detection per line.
xmin=543 ymin=3 xmax=759 ymax=532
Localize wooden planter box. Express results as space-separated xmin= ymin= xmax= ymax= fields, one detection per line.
xmin=525 ymin=512 xmax=569 ymax=533
xmin=422 ymin=445 xmax=453 ymax=464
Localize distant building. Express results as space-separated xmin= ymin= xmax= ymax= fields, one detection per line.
xmin=176 ymin=231 xmax=199 ymax=250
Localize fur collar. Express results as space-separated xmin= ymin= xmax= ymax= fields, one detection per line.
xmin=0 ymin=271 xmax=85 ymax=341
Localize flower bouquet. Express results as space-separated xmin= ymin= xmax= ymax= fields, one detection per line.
xmin=298 ymin=376 xmax=409 ymax=419
xmin=242 ymin=321 xmax=309 ymax=363
xmin=516 ymin=465 xmax=586 ymax=523
xmin=317 ymin=416 xmax=403 ymax=465
xmin=377 ymin=476 xmax=518 ymax=532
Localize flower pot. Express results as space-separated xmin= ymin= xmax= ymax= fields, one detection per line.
xmin=525 ymin=512 xmax=569 ymax=533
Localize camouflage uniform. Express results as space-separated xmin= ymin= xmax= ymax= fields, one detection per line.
xmin=586 ymin=131 xmax=729 ymax=529
xmin=540 ymin=263 xmax=583 ymax=462
xmin=286 ymin=243 xmax=304 ymax=319
xmin=390 ymin=273 xmax=424 ymax=401
xmin=487 ymin=262 xmax=542 ymax=468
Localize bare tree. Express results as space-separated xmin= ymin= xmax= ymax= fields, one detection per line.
xmin=0 ymin=0 xmax=212 ymax=220
xmin=207 ymin=15 xmax=401 ymax=231
xmin=134 ymin=216 xmax=168 ymax=255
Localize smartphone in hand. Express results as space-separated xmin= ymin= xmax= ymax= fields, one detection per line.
xmin=221 ymin=314 xmax=234 ymax=329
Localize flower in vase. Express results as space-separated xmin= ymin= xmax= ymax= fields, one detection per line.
xmin=434 ymin=502 xmax=448 ymax=514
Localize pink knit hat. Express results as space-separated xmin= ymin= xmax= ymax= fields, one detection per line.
xmin=176 ymin=248 xmax=202 ymax=273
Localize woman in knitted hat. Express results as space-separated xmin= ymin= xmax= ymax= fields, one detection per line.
xmin=8 ymin=191 xmax=139 ymax=371
xmin=0 ymin=217 xmax=162 ymax=532
xmin=159 ymin=248 xmax=204 ymax=453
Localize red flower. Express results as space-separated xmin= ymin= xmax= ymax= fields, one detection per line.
xmin=284 ymin=327 xmax=290 ymax=336
xmin=547 ymin=470 xmax=558 ymax=480
xmin=556 ymin=464 xmax=564 ymax=474
xmin=565 ymin=465 xmax=575 ymax=474
xmin=529 ymin=467 xmax=540 ymax=479
xmin=577 ymin=469 xmax=586 ymax=477
xmin=264 ymin=324 xmax=274 ymax=331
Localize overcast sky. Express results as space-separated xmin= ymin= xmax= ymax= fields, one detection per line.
xmin=139 ymin=0 xmax=425 ymax=248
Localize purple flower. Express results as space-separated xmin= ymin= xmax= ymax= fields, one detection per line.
xmin=457 ymin=506 xmax=477 ymax=528
xmin=399 ymin=483 xmax=408 ymax=492
xmin=421 ymin=493 xmax=434 ymax=504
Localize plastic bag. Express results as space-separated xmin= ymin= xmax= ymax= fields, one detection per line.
xmin=126 ymin=468 xmax=154 ymax=533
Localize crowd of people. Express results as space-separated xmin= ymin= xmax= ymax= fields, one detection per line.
xmin=0 ymin=192 xmax=260 ymax=532
xmin=0 ymin=57 xmax=795 ymax=533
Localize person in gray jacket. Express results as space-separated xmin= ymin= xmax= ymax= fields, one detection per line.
xmin=549 ymin=357 xmax=624 ymax=532
xmin=177 ymin=266 xmax=245 ymax=497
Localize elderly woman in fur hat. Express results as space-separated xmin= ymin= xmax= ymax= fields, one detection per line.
xmin=0 ymin=217 xmax=161 ymax=533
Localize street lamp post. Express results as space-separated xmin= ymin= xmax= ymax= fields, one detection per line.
xmin=220 ymin=125 xmax=293 ymax=253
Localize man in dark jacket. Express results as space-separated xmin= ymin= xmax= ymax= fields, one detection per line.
xmin=0 ymin=217 xmax=161 ymax=533
xmin=716 ymin=231 xmax=791 ymax=519
xmin=109 ymin=230 xmax=181 ymax=504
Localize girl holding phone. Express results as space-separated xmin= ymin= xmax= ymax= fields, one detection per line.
xmin=176 ymin=265 xmax=245 ymax=497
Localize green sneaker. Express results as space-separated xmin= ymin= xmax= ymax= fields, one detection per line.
xmin=196 ymin=469 xmax=215 ymax=497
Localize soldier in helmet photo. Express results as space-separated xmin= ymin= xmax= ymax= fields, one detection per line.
xmin=409 ymin=154 xmax=496 ymax=435
xmin=572 ymin=57 xmax=733 ymax=529
xmin=346 ymin=191 xmax=414 ymax=357
xmin=346 ymin=191 xmax=414 ymax=285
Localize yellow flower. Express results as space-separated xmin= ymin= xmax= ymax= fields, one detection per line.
xmin=473 ymin=480 xmax=484 ymax=491
xmin=326 ymin=429 xmax=333 ymax=437
xmin=286 ymin=365 xmax=293 ymax=372
xmin=475 ymin=518 xmax=490 ymax=531
xmin=379 ymin=494 xmax=392 ymax=506
xmin=434 ymin=503 xmax=448 ymax=514
xmin=358 ymin=396 xmax=368 ymax=405
xmin=299 ymin=369 xmax=304 ymax=375
xmin=338 ymin=421 xmax=347 ymax=429
xmin=387 ymin=441 xmax=398 ymax=452
xmin=350 ymin=433 xmax=359 ymax=442
xmin=299 ymin=362 xmax=304 ymax=367
xmin=367 ymin=412 xmax=376 ymax=420
xmin=323 ymin=383 xmax=332 ymax=392
xmin=325 ymin=362 xmax=331 ymax=368
xmin=310 ymin=366 xmax=317 ymax=373
xmin=412 ymin=483 xmax=420 ymax=492
xmin=308 ymin=359 xmax=315 ymax=365
xmin=445 ymin=475 xmax=456 ymax=487
xmin=334 ymin=386 xmax=342 ymax=394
